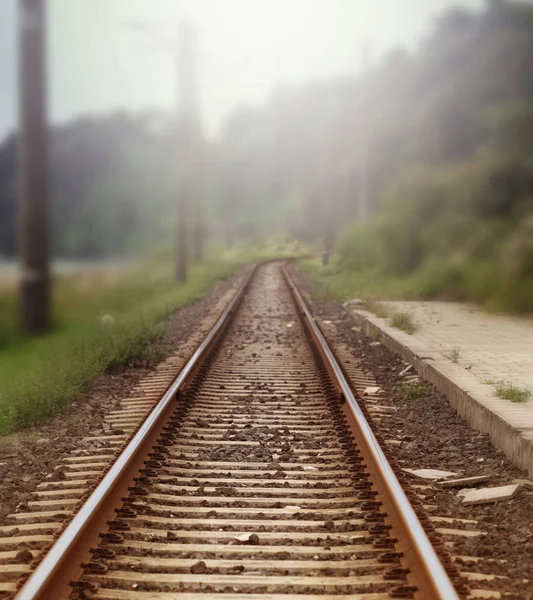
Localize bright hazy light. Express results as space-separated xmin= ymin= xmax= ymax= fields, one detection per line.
xmin=0 ymin=0 xmax=484 ymax=139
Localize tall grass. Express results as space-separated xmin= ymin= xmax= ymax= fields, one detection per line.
xmin=0 ymin=255 xmax=239 ymax=434
xmin=303 ymin=157 xmax=533 ymax=314
xmin=0 ymin=240 xmax=311 ymax=435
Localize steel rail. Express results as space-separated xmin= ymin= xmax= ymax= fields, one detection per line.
xmin=15 ymin=264 xmax=257 ymax=600
xmin=282 ymin=265 xmax=460 ymax=600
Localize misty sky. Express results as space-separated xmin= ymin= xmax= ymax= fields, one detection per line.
xmin=0 ymin=0 xmax=484 ymax=140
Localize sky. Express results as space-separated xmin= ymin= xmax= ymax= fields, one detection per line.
xmin=0 ymin=0 xmax=484 ymax=141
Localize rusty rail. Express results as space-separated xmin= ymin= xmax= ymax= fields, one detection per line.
xmin=282 ymin=265 xmax=459 ymax=600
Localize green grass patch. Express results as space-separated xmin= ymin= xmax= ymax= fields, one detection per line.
xmin=0 ymin=240 xmax=309 ymax=435
xmin=299 ymin=256 xmax=449 ymax=307
xmin=400 ymin=384 xmax=427 ymax=401
xmin=389 ymin=311 xmax=417 ymax=334
xmin=0 ymin=256 xmax=238 ymax=434
xmin=493 ymin=381 xmax=531 ymax=403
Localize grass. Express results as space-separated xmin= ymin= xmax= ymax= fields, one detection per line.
xmin=365 ymin=300 xmax=389 ymax=319
xmin=0 ymin=256 xmax=238 ymax=434
xmin=389 ymin=311 xmax=417 ymax=334
xmin=0 ymin=240 xmax=309 ymax=435
xmin=298 ymin=257 xmax=424 ymax=302
xmin=400 ymin=384 xmax=427 ymax=401
xmin=445 ymin=347 xmax=461 ymax=363
xmin=493 ymin=380 xmax=531 ymax=403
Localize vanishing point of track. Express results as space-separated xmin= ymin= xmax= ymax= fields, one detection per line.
xmin=14 ymin=262 xmax=460 ymax=600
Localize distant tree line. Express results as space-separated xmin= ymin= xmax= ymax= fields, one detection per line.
xmin=0 ymin=112 xmax=180 ymax=258
xmin=1 ymin=0 xmax=532 ymax=262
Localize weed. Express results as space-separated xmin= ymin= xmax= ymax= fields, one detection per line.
xmin=366 ymin=300 xmax=389 ymax=319
xmin=446 ymin=347 xmax=461 ymax=363
xmin=493 ymin=381 xmax=531 ymax=403
xmin=400 ymin=384 xmax=427 ymax=401
xmin=389 ymin=311 xmax=417 ymax=334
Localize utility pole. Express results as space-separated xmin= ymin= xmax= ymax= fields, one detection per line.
xmin=176 ymin=21 xmax=203 ymax=281
xmin=18 ymin=0 xmax=50 ymax=334
xmin=357 ymin=39 xmax=372 ymax=221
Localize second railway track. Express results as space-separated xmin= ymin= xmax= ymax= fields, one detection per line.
xmin=12 ymin=262 xmax=463 ymax=600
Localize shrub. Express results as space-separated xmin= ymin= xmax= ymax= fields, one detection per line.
xmin=389 ymin=311 xmax=417 ymax=334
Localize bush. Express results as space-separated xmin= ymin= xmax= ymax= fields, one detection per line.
xmin=0 ymin=256 xmax=238 ymax=433
xmin=337 ymin=219 xmax=387 ymax=273
xmin=323 ymin=155 xmax=533 ymax=314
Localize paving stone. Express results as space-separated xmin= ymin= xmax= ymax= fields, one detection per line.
xmin=459 ymin=484 xmax=520 ymax=505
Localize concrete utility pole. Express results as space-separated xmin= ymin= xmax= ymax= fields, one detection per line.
xmin=18 ymin=0 xmax=50 ymax=334
xmin=176 ymin=21 xmax=203 ymax=281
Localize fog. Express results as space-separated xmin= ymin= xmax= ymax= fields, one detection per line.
xmin=1 ymin=0 xmax=533 ymax=326
xmin=0 ymin=0 xmax=483 ymax=139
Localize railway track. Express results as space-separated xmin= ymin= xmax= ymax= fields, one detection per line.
xmin=8 ymin=262 xmax=464 ymax=600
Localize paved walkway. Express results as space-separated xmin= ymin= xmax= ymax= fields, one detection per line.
xmin=348 ymin=300 xmax=533 ymax=476
xmin=382 ymin=301 xmax=533 ymax=398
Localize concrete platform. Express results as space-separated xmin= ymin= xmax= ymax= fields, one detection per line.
xmin=348 ymin=301 xmax=533 ymax=477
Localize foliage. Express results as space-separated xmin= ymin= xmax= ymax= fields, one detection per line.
xmin=400 ymin=384 xmax=427 ymax=401
xmin=2 ymin=1 xmax=533 ymax=319
xmin=330 ymin=153 xmax=533 ymax=312
xmin=224 ymin=1 xmax=533 ymax=313
xmin=389 ymin=311 xmax=417 ymax=335
xmin=0 ymin=254 xmax=236 ymax=433
xmin=493 ymin=381 xmax=531 ymax=403
xmin=0 ymin=239 xmax=309 ymax=434
xmin=0 ymin=113 xmax=180 ymax=258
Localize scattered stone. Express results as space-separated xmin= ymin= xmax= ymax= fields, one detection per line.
xmin=36 ymin=438 xmax=50 ymax=445
xmin=246 ymin=533 xmax=260 ymax=545
xmin=403 ymin=468 xmax=459 ymax=480
xmin=369 ymin=341 xmax=381 ymax=347
xmin=460 ymin=484 xmax=520 ymax=505
xmin=15 ymin=549 xmax=33 ymax=563
xmin=363 ymin=386 xmax=382 ymax=395
xmin=100 ymin=314 xmax=114 ymax=327
xmin=190 ymin=560 xmax=208 ymax=574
